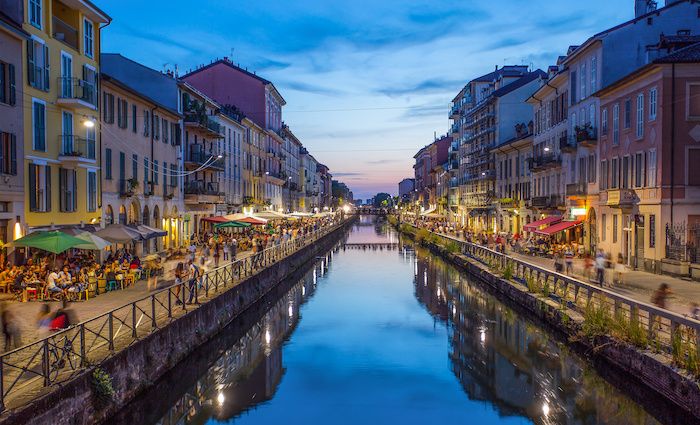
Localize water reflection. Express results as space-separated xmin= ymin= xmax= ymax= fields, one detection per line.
xmin=413 ymin=247 xmax=663 ymax=425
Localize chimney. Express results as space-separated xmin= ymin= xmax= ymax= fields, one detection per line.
xmin=635 ymin=0 xmax=657 ymax=18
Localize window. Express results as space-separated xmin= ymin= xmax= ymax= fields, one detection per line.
xmin=622 ymin=156 xmax=630 ymax=189
xmin=117 ymin=98 xmax=128 ymax=129
xmin=590 ymin=56 xmax=597 ymax=93
xmin=647 ymin=150 xmax=656 ymax=187
xmin=143 ymin=110 xmax=150 ymax=136
xmin=600 ymin=159 xmax=608 ymax=190
xmin=570 ymin=71 xmax=577 ymax=104
xmin=105 ymin=148 xmax=112 ymax=180
xmin=27 ymin=39 xmax=49 ymax=91
xmin=689 ymin=150 xmax=700 ymax=186
xmin=119 ymin=151 xmax=125 ymax=180
xmin=163 ymin=161 xmax=168 ymax=191
xmin=0 ymin=132 xmax=17 ymax=175
xmin=635 ymin=152 xmax=645 ymax=187
xmin=87 ymin=171 xmax=97 ymax=212
xmin=59 ymin=168 xmax=77 ymax=212
xmin=154 ymin=160 xmax=158 ymax=184
xmin=601 ymin=108 xmax=608 ymax=135
xmin=612 ymin=104 xmax=620 ymax=145
xmin=580 ymin=63 xmax=586 ymax=100
xmin=32 ymin=100 xmax=46 ymax=151
xmin=83 ymin=18 xmax=94 ymax=58
xmin=103 ymin=93 xmax=114 ymax=124
xmin=28 ymin=163 xmax=50 ymax=212
xmin=154 ymin=115 xmax=160 ymax=140
xmin=689 ymin=84 xmax=700 ymax=119
xmin=29 ymin=0 xmax=42 ymax=28
xmin=170 ymin=164 xmax=176 ymax=187
xmin=132 ymin=154 xmax=138 ymax=180
xmin=0 ymin=62 xmax=16 ymax=105
xmin=162 ymin=119 xmax=168 ymax=144
xmin=588 ymin=154 xmax=596 ymax=183
xmin=144 ymin=157 xmax=149 ymax=186
xmin=611 ymin=157 xmax=619 ymax=188
xmin=132 ymin=105 xmax=137 ymax=133
xmin=589 ymin=104 xmax=595 ymax=127
xmin=613 ymin=215 xmax=618 ymax=243
xmin=624 ymin=99 xmax=631 ymax=128
xmin=649 ymin=215 xmax=656 ymax=248
xmin=636 ymin=93 xmax=644 ymax=138
xmin=649 ymin=88 xmax=657 ymax=120
xmin=601 ymin=214 xmax=607 ymax=241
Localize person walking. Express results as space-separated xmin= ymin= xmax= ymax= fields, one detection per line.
xmin=230 ymin=237 xmax=237 ymax=261
xmin=174 ymin=262 xmax=185 ymax=305
xmin=187 ymin=260 xmax=201 ymax=305
xmin=651 ymin=283 xmax=672 ymax=309
xmin=595 ymin=250 xmax=606 ymax=287
xmin=564 ymin=247 xmax=574 ymax=275
xmin=213 ymin=242 xmax=220 ymax=268
xmin=222 ymin=239 xmax=229 ymax=262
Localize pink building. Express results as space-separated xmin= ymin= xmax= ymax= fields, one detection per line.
xmin=597 ymin=40 xmax=700 ymax=276
xmin=182 ymin=59 xmax=287 ymax=209
xmin=413 ymin=134 xmax=451 ymax=212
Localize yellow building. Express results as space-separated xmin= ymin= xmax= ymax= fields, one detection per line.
xmin=21 ymin=0 xmax=110 ymax=229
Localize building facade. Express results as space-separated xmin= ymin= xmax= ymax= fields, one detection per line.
xmin=493 ymin=124 xmax=533 ymax=235
xmin=0 ymin=0 xmax=29 ymax=259
xmin=22 ymin=0 xmax=110 ymax=230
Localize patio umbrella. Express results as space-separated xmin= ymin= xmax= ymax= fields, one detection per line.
xmin=73 ymin=232 xmax=112 ymax=250
xmin=255 ymin=210 xmax=287 ymax=220
xmin=11 ymin=230 xmax=86 ymax=254
xmin=214 ymin=221 xmax=251 ymax=229
xmin=235 ymin=216 xmax=267 ymax=225
xmin=95 ymin=224 xmax=144 ymax=244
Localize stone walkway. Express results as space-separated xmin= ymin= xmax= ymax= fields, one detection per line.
xmin=437 ymin=232 xmax=700 ymax=318
xmin=1 ymin=250 xmax=256 ymax=353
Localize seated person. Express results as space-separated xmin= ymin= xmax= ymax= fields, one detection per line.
xmin=130 ymin=256 xmax=141 ymax=270
xmin=58 ymin=266 xmax=73 ymax=286
xmin=46 ymin=269 xmax=65 ymax=297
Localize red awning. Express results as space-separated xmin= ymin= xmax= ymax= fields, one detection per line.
xmin=535 ymin=220 xmax=583 ymax=236
xmin=235 ymin=216 xmax=267 ymax=225
xmin=523 ymin=216 xmax=562 ymax=232
xmin=200 ymin=216 xmax=230 ymax=224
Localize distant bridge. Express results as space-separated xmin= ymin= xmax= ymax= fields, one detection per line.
xmin=356 ymin=207 xmax=390 ymax=215
xmin=343 ymin=242 xmax=402 ymax=250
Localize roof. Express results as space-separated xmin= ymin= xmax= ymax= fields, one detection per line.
xmin=100 ymin=54 xmax=179 ymax=113
xmin=654 ymin=41 xmax=700 ymax=63
xmin=182 ymin=59 xmax=286 ymax=105
xmin=0 ymin=10 xmax=29 ymax=39
xmin=100 ymin=74 xmax=180 ymax=117
xmin=594 ymin=41 xmax=700 ymax=97
xmin=491 ymin=70 xmax=546 ymax=98
xmin=564 ymin=0 xmax=690 ymax=64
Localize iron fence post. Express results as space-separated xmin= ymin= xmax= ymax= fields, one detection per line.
xmin=79 ymin=325 xmax=86 ymax=367
xmin=42 ymin=339 xmax=50 ymax=386
xmin=0 ymin=358 xmax=4 ymax=412
xmin=151 ymin=295 xmax=157 ymax=329
xmin=132 ymin=303 xmax=137 ymax=337
xmin=108 ymin=312 xmax=114 ymax=350
xmin=167 ymin=288 xmax=172 ymax=318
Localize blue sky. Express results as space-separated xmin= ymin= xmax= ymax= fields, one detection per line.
xmin=102 ymin=0 xmax=631 ymax=199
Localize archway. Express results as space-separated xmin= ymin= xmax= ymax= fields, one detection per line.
xmin=105 ymin=205 xmax=114 ymax=225
xmin=118 ymin=205 xmax=127 ymax=224
xmin=153 ymin=205 xmax=161 ymax=252
xmin=128 ymin=199 xmax=141 ymax=225
xmin=142 ymin=205 xmax=150 ymax=226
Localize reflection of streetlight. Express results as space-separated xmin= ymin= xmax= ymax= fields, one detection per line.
xmin=217 ymin=392 xmax=225 ymax=406
xmin=543 ymin=147 xmax=550 ymax=152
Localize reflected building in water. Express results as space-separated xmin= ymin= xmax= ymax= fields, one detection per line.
xmin=415 ymin=251 xmax=660 ymax=425
xmin=153 ymin=255 xmax=329 ymax=425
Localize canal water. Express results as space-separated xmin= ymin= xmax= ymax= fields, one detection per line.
xmin=111 ymin=215 xmax=680 ymax=425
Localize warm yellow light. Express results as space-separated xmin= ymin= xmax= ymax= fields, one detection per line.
xmin=571 ymin=208 xmax=587 ymax=217
xmin=342 ymin=205 xmax=350 ymax=213
xmin=13 ymin=222 xmax=23 ymax=240
xmin=83 ymin=119 xmax=95 ymax=128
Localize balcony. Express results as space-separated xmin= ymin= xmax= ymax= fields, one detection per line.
xmin=58 ymin=135 xmax=96 ymax=162
xmin=52 ymin=16 xmax=78 ymax=51
xmin=450 ymin=123 xmax=460 ymax=136
xmin=265 ymin=171 xmax=286 ymax=185
xmin=575 ymin=125 xmax=597 ymax=147
xmin=559 ymin=134 xmax=576 ymax=153
xmin=142 ymin=181 xmax=154 ymax=197
xmin=498 ymin=198 xmax=518 ymax=209
xmin=605 ymin=188 xmax=637 ymax=209
xmin=119 ymin=179 xmax=138 ymax=198
xmin=57 ymin=78 xmax=97 ymax=110
xmin=529 ymin=154 xmax=561 ymax=172
xmin=530 ymin=195 xmax=563 ymax=209
xmin=566 ymin=182 xmax=587 ymax=197
xmin=450 ymin=103 xmax=461 ymax=119
xmin=184 ymin=180 xmax=224 ymax=204
xmin=184 ymin=113 xmax=224 ymax=138
xmin=163 ymin=184 xmax=176 ymax=200
xmin=185 ymin=145 xmax=225 ymax=171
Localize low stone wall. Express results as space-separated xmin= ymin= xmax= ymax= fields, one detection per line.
xmin=0 ymin=219 xmax=354 ymax=425
xmin=399 ymin=227 xmax=700 ymax=423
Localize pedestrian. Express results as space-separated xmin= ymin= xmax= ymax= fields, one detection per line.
xmin=584 ymin=254 xmax=593 ymax=281
xmin=564 ymin=247 xmax=574 ymax=275
xmin=554 ymin=251 xmax=564 ymax=273
xmin=222 ymin=239 xmax=229 ymax=261
xmin=174 ymin=262 xmax=185 ymax=305
xmin=595 ymin=250 xmax=606 ymax=287
xmin=213 ymin=242 xmax=221 ymax=267
xmin=187 ymin=260 xmax=201 ymax=304
xmin=651 ymin=283 xmax=672 ymax=309
xmin=691 ymin=302 xmax=700 ymax=320
xmin=50 ymin=300 xmax=78 ymax=331
xmin=188 ymin=241 xmax=196 ymax=263
xmin=0 ymin=302 xmax=21 ymax=351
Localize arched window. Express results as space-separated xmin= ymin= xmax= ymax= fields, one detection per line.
xmin=105 ymin=205 xmax=114 ymax=225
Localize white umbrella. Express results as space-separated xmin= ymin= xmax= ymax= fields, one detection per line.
xmin=74 ymin=232 xmax=112 ymax=250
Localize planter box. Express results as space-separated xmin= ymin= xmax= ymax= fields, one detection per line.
xmin=660 ymin=258 xmax=689 ymax=277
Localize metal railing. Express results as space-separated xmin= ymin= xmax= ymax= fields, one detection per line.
xmin=0 ymin=218 xmax=348 ymax=411
xmin=57 ymin=77 xmax=96 ymax=106
xmin=58 ymin=135 xmax=96 ymax=160
xmin=405 ymin=224 xmax=700 ymax=360
xmin=52 ymin=16 xmax=78 ymax=51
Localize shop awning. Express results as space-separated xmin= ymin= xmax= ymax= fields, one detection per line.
xmin=95 ymin=224 xmax=144 ymax=243
xmin=523 ymin=216 xmax=562 ymax=232
xmin=134 ymin=224 xmax=168 ymax=239
xmin=200 ymin=216 xmax=230 ymax=224
xmin=235 ymin=216 xmax=267 ymax=225
xmin=420 ymin=207 xmax=437 ymax=216
xmin=535 ymin=220 xmax=583 ymax=236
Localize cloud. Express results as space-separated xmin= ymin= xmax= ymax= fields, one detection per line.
xmin=252 ymin=57 xmax=292 ymax=71
xmin=279 ymin=80 xmax=345 ymax=96
xmin=332 ymin=172 xmax=363 ymax=177
xmin=366 ymin=159 xmax=399 ymax=165
xmin=378 ymin=78 xmax=464 ymax=98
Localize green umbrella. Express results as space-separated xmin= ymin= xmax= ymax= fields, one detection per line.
xmin=214 ymin=221 xmax=251 ymax=229
xmin=12 ymin=230 xmax=86 ymax=254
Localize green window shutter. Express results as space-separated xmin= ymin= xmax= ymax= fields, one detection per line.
xmin=10 ymin=133 xmax=16 ymax=175
xmin=72 ymin=170 xmax=77 ymax=211
xmin=43 ymin=44 xmax=49 ymax=90
xmin=29 ymin=164 xmax=36 ymax=211
xmin=27 ymin=40 xmax=35 ymax=87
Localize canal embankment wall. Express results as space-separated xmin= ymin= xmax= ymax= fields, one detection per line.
xmin=1 ymin=218 xmax=355 ymax=425
xmin=394 ymin=223 xmax=700 ymax=423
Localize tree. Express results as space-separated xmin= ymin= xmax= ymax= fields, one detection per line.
xmin=373 ymin=192 xmax=392 ymax=207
